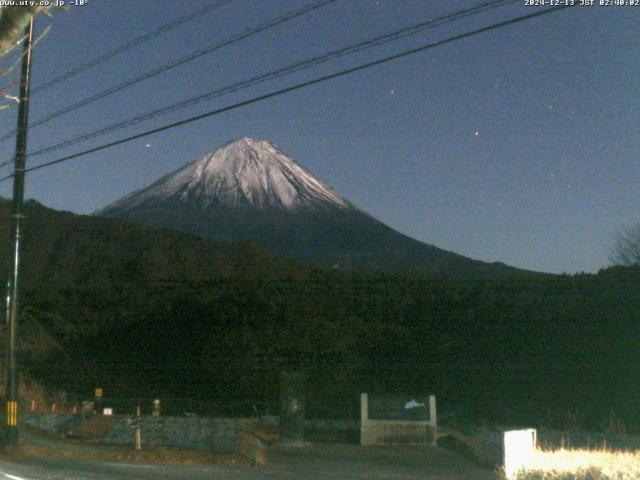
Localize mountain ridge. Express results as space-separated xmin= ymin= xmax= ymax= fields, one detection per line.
xmin=96 ymin=137 xmax=351 ymax=214
xmin=98 ymin=137 xmax=540 ymax=278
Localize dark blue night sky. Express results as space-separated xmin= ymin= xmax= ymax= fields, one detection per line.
xmin=0 ymin=0 xmax=637 ymax=274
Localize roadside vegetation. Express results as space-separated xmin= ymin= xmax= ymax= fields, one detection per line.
xmin=2 ymin=200 xmax=640 ymax=432
xmin=514 ymin=447 xmax=640 ymax=480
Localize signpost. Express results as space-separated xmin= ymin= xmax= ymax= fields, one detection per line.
xmin=135 ymin=405 xmax=142 ymax=451
xmin=279 ymin=370 xmax=307 ymax=446
xmin=131 ymin=405 xmax=142 ymax=451
xmin=94 ymin=387 xmax=103 ymax=415
xmin=503 ymin=429 xmax=537 ymax=479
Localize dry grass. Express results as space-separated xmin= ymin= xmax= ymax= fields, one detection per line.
xmin=0 ymin=442 xmax=240 ymax=467
xmin=2 ymin=427 xmax=241 ymax=467
xmin=514 ymin=447 xmax=640 ymax=480
xmin=71 ymin=415 xmax=121 ymax=439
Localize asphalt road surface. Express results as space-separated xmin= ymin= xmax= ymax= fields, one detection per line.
xmin=0 ymin=443 xmax=501 ymax=480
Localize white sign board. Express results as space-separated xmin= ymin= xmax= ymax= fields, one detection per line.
xmin=503 ymin=428 xmax=536 ymax=479
xmin=103 ymin=407 xmax=113 ymax=416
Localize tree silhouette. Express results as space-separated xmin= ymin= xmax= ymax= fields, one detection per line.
xmin=610 ymin=224 xmax=640 ymax=266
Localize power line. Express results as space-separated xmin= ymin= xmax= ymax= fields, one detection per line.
xmin=0 ymin=5 xmax=573 ymax=184
xmin=2 ymin=0 xmax=511 ymax=170
xmin=0 ymin=1 xmax=233 ymax=141
xmin=28 ymin=0 xmax=518 ymax=159
xmin=0 ymin=0 xmax=337 ymax=144
xmin=30 ymin=0 xmax=234 ymax=95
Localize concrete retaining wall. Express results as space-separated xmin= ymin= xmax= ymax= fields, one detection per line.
xmin=360 ymin=393 xmax=437 ymax=446
xmin=24 ymin=413 xmax=78 ymax=435
xmin=361 ymin=420 xmax=436 ymax=445
xmin=104 ymin=416 xmax=257 ymax=452
xmin=25 ymin=414 xmax=360 ymax=451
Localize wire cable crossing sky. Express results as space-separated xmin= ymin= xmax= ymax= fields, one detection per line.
xmin=0 ymin=0 xmax=636 ymax=274
xmin=27 ymin=0 xmax=519 ymax=159
xmin=29 ymin=0 xmax=234 ymax=95
xmin=0 ymin=5 xmax=571 ymax=181
xmin=0 ymin=0 xmax=338 ymax=144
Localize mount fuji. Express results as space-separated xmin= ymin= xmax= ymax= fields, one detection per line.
xmin=97 ymin=137 xmax=529 ymax=277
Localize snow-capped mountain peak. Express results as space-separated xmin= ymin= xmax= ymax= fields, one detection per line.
xmin=97 ymin=137 xmax=531 ymax=278
xmin=107 ymin=137 xmax=351 ymax=212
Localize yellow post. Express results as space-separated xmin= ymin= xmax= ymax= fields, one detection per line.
xmin=6 ymin=401 xmax=17 ymax=427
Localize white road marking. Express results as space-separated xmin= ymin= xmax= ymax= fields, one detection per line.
xmin=4 ymin=473 xmax=29 ymax=480
xmin=103 ymin=462 xmax=158 ymax=469
xmin=103 ymin=462 xmax=244 ymax=474
xmin=262 ymin=467 xmax=425 ymax=480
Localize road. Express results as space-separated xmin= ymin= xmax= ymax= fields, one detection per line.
xmin=0 ymin=442 xmax=500 ymax=480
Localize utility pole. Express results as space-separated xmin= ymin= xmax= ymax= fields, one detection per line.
xmin=4 ymin=17 xmax=35 ymax=446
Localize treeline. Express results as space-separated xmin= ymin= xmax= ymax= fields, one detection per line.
xmin=21 ymin=267 xmax=640 ymax=432
xmin=1 ymin=199 xmax=639 ymax=432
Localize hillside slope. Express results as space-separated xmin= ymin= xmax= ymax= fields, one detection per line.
xmin=98 ymin=138 xmax=536 ymax=278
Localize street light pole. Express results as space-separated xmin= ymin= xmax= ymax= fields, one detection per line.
xmin=4 ymin=17 xmax=35 ymax=446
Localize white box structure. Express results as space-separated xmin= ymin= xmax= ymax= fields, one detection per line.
xmin=360 ymin=393 xmax=437 ymax=446
xmin=503 ymin=428 xmax=537 ymax=479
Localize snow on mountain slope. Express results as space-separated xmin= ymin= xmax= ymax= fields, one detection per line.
xmin=97 ymin=137 xmax=536 ymax=278
xmin=103 ymin=137 xmax=351 ymax=212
